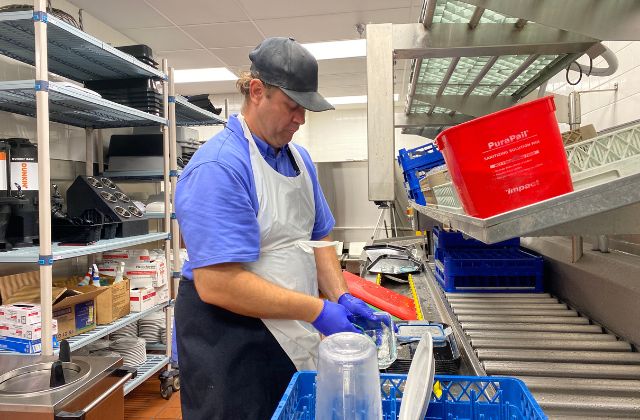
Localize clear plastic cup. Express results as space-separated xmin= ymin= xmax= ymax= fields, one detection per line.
xmin=357 ymin=311 xmax=398 ymax=369
xmin=315 ymin=332 xmax=382 ymax=420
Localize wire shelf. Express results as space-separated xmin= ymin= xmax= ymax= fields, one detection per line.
xmin=175 ymin=95 xmax=225 ymax=126
xmin=102 ymin=170 xmax=181 ymax=181
xmin=0 ymin=80 xmax=167 ymax=128
xmin=0 ymin=11 xmax=165 ymax=82
xmin=0 ymin=302 xmax=170 ymax=355
xmin=65 ymin=302 xmax=170 ymax=352
xmin=124 ymin=354 xmax=171 ymax=395
xmin=0 ymin=232 xmax=168 ymax=263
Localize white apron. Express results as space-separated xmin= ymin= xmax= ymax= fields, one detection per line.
xmin=238 ymin=114 xmax=335 ymax=371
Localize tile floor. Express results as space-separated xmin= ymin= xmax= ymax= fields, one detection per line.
xmin=125 ymin=376 xmax=182 ymax=419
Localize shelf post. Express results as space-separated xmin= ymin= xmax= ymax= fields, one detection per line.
xmin=168 ymin=68 xmax=180 ymax=367
xmin=34 ymin=0 xmax=53 ymax=356
xmin=161 ymin=60 xmax=173 ymax=367
xmin=169 ymin=67 xmax=180 ymax=292
xmin=85 ymin=127 xmax=94 ymax=176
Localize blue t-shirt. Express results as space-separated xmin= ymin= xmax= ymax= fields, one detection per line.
xmin=176 ymin=114 xmax=335 ymax=280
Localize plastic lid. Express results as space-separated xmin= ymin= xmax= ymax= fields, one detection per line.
xmin=397 ymin=323 xmax=446 ymax=343
xmin=319 ymin=332 xmax=377 ymax=363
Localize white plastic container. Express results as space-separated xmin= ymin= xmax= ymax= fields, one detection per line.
xmin=315 ymin=333 xmax=382 ymax=420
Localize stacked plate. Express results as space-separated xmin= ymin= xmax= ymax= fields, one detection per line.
xmin=111 ymin=337 xmax=147 ymax=367
xmin=110 ymin=322 xmax=138 ymax=341
xmin=139 ymin=312 xmax=166 ymax=345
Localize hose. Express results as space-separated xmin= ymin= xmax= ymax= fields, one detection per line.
xmin=567 ymin=43 xmax=618 ymax=81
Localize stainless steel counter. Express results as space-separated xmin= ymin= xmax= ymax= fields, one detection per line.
xmin=0 ymin=354 xmax=122 ymax=414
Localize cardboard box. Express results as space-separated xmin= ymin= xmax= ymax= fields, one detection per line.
xmin=97 ymin=261 xmax=119 ymax=277
xmin=0 ymin=303 xmax=41 ymax=325
xmin=127 ymin=259 xmax=167 ymax=288
xmin=0 ymin=335 xmax=59 ymax=354
xmin=0 ymin=319 xmax=58 ymax=340
xmin=0 ymin=274 xmax=101 ymax=340
xmin=52 ymin=288 xmax=102 ymax=341
xmin=154 ymin=283 xmax=170 ymax=306
xmin=130 ymin=288 xmax=156 ymax=312
xmin=101 ymin=249 xmax=150 ymax=264
xmin=72 ymin=279 xmax=130 ymax=325
xmin=129 ymin=277 xmax=154 ymax=290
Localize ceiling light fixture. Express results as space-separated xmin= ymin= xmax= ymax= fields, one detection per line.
xmin=174 ymin=67 xmax=238 ymax=83
xmin=326 ymin=94 xmax=400 ymax=105
xmin=301 ymin=39 xmax=366 ymax=60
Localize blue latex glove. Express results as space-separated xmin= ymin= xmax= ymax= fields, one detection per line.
xmin=312 ymin=300 xmax=360 ymax=336
xmin=338 ymin=293 xmax=398 ymax=333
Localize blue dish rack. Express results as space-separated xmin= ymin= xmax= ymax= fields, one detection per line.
xmin=272 ymin=371 xmax=546 ymax=420
xmin=434 ymin=248 xmax=544 ymax=293
xmin=397 ymin=144 xmax=445 ymax=205
xmin=433 ymin=226 xmax=519 ymax=252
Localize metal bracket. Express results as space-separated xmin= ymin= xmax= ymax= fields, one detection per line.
xmin=167 ymin=233 xmax=173 ymax=241
xmin=170 ymin=212 xmax=177 ymax=219
xmin=38 ymin=255 xmax=54 ymax=266
xmin=172 ymin=271 xmax=181 ymax=279
xmin=32 ymin=11 xmax=48 ymax=23
xmin=35 ymin=80 xmax=50 ymax=92
xmin=169 ymin=170 xmax=179 ymax=178
xmin=168 ymin=96 xmax=176 ymax=103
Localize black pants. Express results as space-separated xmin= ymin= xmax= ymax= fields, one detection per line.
xmin=175 ymin=279 xmax=297 ymax=420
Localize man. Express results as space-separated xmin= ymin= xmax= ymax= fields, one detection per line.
xmin=175 ymin=37 xmax=380 ymax=419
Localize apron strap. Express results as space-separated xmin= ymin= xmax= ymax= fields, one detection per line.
xmin=295 ymin=240 xmax=340 ymax=254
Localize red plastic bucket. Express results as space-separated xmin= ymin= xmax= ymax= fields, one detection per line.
xmin=435 ymin=96 xmax=573 ymax=218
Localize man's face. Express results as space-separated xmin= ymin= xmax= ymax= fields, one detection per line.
xmin=254 ymin=82 xmax=306 ymax=148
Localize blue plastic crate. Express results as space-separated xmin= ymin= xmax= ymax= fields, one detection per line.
xmin=272 ymin=372 xmax=546 ymax=420
xmin=433 ymin=226 xmax=519 ymax=255
xmin=408 ymin=185 xmax=428 ymax=206
xmin=397 ymin=144 xmax=445 ymax=173
xmin=434 ymin=248 xmax=544 ymax=293
xmin=398 ymin=144 xmax=445 ymax=206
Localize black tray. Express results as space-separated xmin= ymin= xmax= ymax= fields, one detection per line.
xmin=101 ymin=93 xmax=163 ymax=102
xmin=105 ymin=98 xmax=164 ymax=108
xmin=116 ymin=44 xmax=157 ymax=62
xmin=85 ymin=78 xmax=163 ymax=92
xmin=52 ymin=219 xmax=102 ymax=243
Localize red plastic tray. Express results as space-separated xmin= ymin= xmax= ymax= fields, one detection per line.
xmin=342 ymin=271 xmax=418 ymax=320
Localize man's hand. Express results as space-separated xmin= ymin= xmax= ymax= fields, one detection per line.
xmin=312 ymin=300 xmax=360 ymax=336
xmin=338 ymin=293 xmax=397 ymax=332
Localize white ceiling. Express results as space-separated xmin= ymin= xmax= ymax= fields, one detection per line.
xmin=68 ymin=0 xmax=421 ymax=100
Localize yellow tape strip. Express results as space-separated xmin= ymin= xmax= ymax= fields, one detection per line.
xmin=408 ymin=274 xmax=424 ymax=320
xmin=376 ymin=273 xmax=381 ymax=286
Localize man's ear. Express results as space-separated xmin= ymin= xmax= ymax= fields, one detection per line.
xmin=249 ymin=79 xmax=265 ymax=105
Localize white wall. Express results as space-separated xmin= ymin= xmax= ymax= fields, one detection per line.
xmin=547 ymin=41 xmax=640 ymax=132
xmin=304 ymin=106 xmax=428 ymax=242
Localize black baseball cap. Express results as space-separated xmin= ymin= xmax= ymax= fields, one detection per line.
xmin=249 ymin=37 xmax=334 ymax=112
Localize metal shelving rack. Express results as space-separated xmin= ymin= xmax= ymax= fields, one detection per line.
xmin=0 ymin=80 xmax=167 ymax=128
xmin=175 ymin=94 xmax=226 ymax=126
xmin=99 ymin=73 xmax=226 ymax=358
xmin=0 ymin=301 xmax=171 ymax=355
xmin=0 ymin=0 xmax=180 ymax=394
xmin=0 ymin=232 xmax=168 ymax=263
xmin=125 ymin=354 xmax=171 ymax=395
